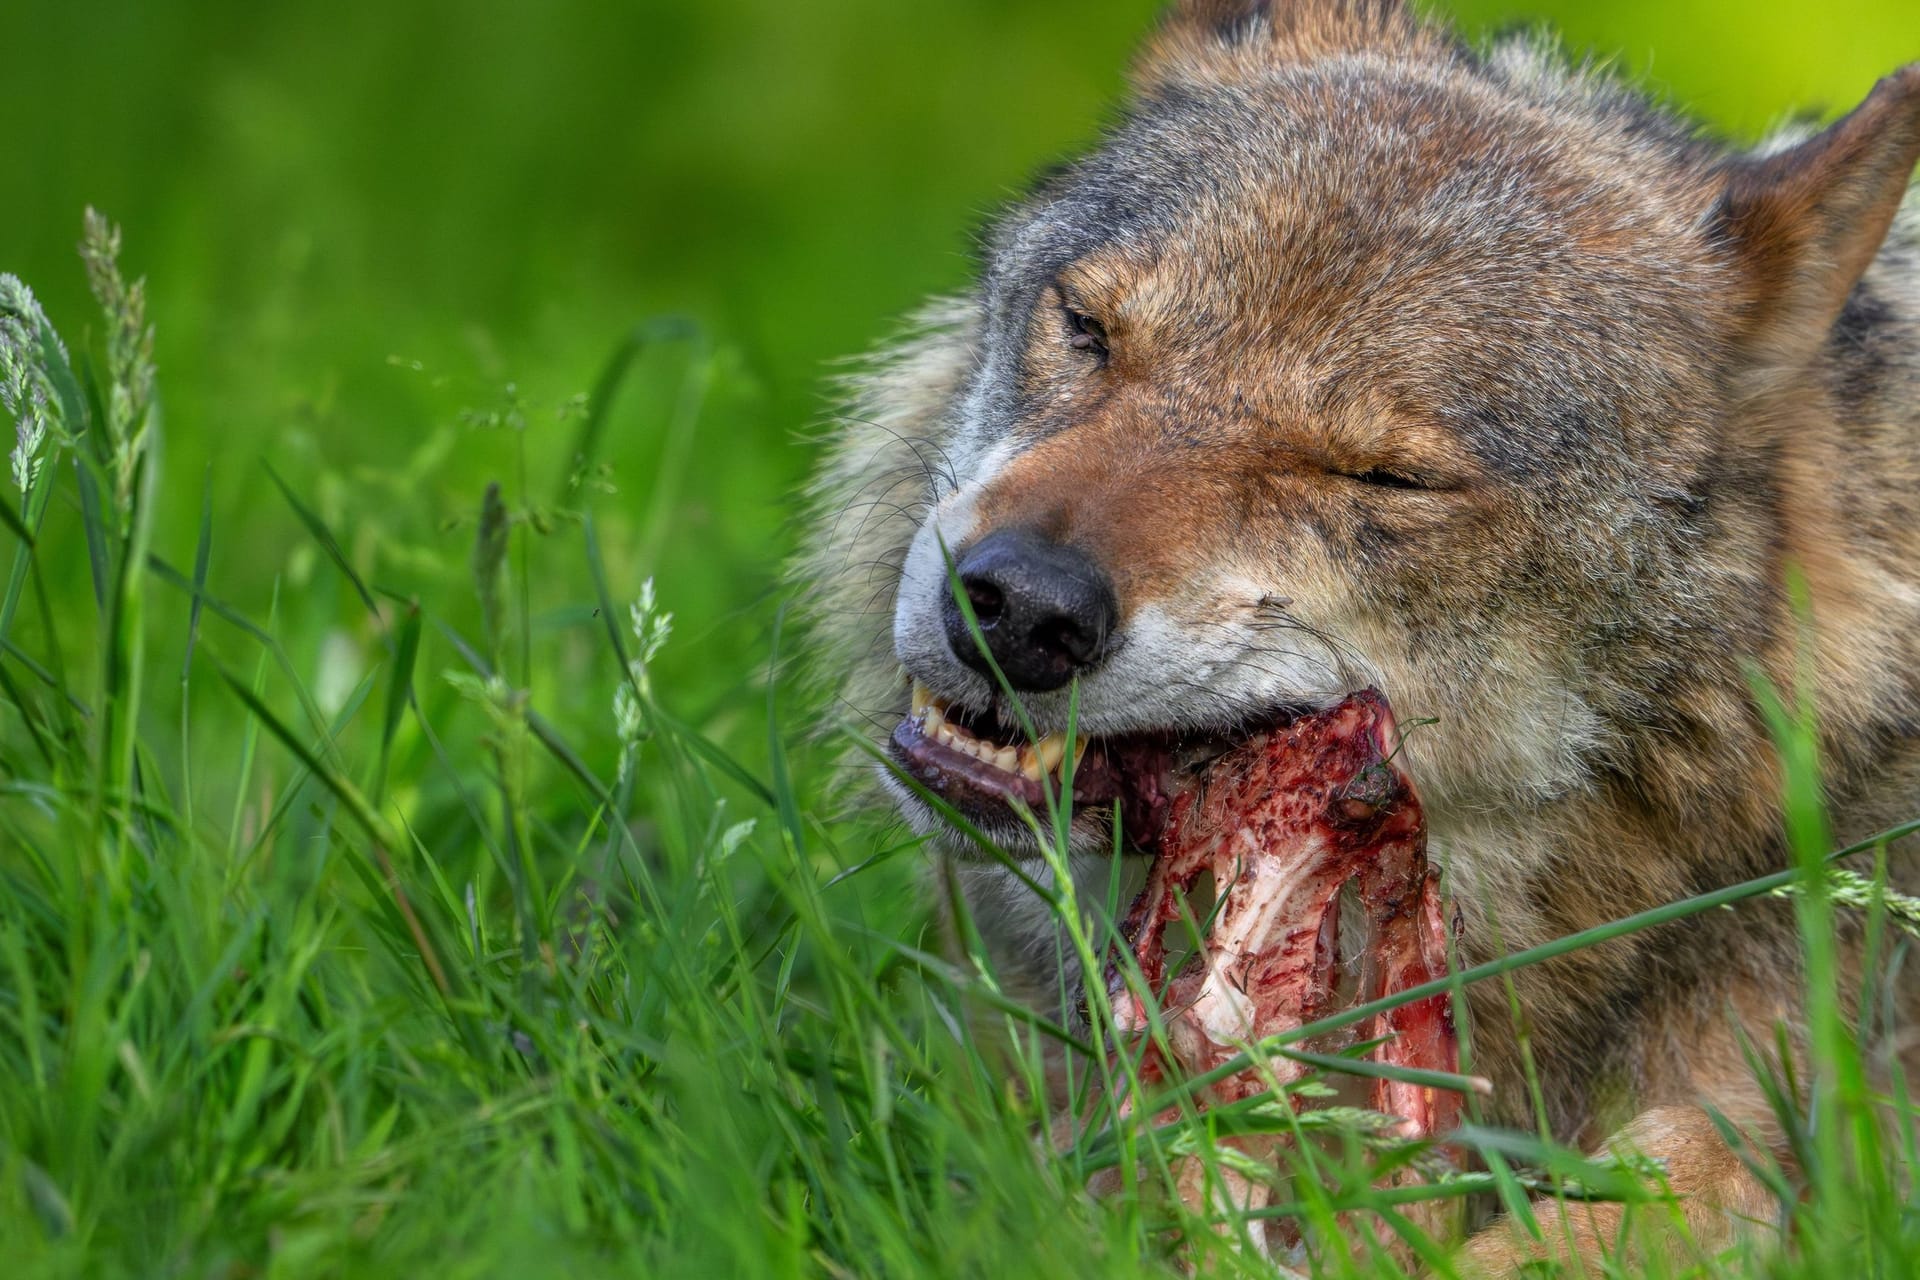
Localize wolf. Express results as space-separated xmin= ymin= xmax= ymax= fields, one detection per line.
xmin=799 ymin=0 xmax=1920 ymax=1270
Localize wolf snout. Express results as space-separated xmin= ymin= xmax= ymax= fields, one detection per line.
xmin=940 ymin=529 xmax=1118 ymax=692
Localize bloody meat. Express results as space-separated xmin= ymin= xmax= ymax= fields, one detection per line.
xmin=1105 ymin=689 xmax=1463 ymax=1245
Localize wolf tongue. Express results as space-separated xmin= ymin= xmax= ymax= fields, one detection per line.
xmin=1106 ymin=689 xmax=1462 ymax=1239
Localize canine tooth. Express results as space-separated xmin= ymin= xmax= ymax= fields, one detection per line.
xmin=993 ymin=747 xmax=1019 ymax=773
xmin=1034 ymin=732 xmax=1066 ymax=775
xmin=1072 ymin=738 xmax=1088 ymax=769
xmin=911 ymin=684 xmax=932 ymax=714
xmin=1018 ymin=747 xmax=1044 ymax=781
xmin=924 ymin=704 xmax=946 ymax=732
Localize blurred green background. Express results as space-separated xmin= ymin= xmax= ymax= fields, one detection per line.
xmin=5 ymin=0 xmax=1918 ymax=732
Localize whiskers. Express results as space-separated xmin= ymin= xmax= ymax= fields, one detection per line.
xmin=1247 ymin=594 xmax=1376 ymax=689
xmin=807 ymin=415 xmax=959 ymax=608
xmin=828 ymin=413 xmax=959 ymax=501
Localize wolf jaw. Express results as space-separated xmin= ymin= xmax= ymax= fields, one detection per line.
xmin=887 ymin=679 xmax=1308 ymax=851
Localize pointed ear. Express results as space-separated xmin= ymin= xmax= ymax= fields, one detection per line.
xmin=1714 ymin=65 xmax=1920 ymax=358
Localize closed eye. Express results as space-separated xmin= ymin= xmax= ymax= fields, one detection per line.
xmin=1348 ymin=467 xmax=1430 ymax=491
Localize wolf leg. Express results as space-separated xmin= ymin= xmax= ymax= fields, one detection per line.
xmin=1452 ymin=961 xmax=1846 ymax=1276
xmin=1453 ymin=1104 xmax=1778 ymax=1276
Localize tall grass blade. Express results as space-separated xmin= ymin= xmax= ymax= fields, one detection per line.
xmin=554 ymin=316 xmax=696 ymax=511
xmin=72 ymin=453 xmax=110 ymax=614
xmin=183 ymin=464 xmax=212 ymax=679
xmin=264 ymin=462 xmax=387 ymax=644
xmin=373 ymin=599 xmax=421 ymax=808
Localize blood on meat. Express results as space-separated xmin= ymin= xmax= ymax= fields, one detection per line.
xmin=1104 ymin=689 xmax=1463 ymax=1246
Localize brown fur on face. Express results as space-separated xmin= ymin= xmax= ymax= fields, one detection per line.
xmin=796 ymin=0 xmax=1920 ymax=1269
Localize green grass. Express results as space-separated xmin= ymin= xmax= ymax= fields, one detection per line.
xmin=3 ymin=2 xmax=1920 ymax=1275
xmin=3 ymin=210 xmax=1918 ymax=1280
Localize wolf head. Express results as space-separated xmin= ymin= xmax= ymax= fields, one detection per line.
xmin=803 ymin=0 xmax=1920 ymax=863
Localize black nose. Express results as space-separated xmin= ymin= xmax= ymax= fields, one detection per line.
xmin=940 ymin=529 xmax=1118 ymax=692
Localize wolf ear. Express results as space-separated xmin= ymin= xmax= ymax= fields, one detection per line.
xmin=1713 ymin=65 xmax=1920 ymax=358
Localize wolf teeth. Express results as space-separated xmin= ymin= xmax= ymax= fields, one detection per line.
xmin=1035 ymin=732 xmax=1066 ymax=775
xmin=911 ymin=683 xmax=1079 ymax=781
xmin=929 ymin=717 xmax=1006 ymax=769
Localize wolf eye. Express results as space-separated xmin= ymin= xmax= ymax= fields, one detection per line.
xmin=1065 ymin=309 xmax=1109 ymax=356
xmin=1348 ymin=467 xmax=1429 ymax=491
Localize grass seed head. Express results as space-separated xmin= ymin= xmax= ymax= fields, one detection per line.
xmin=0 ymin=274 xmax=62 ymax=493
xmin=78 ymin=207 xmax=156 ymax=520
